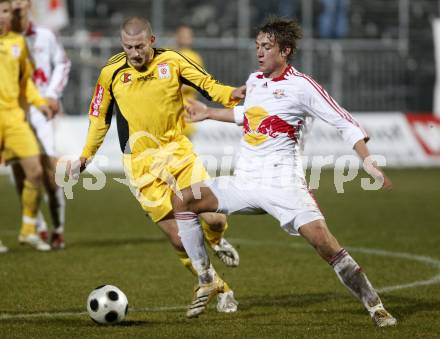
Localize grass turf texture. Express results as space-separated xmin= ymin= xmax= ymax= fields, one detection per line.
xmin=0 ymin=168 xmax=439 ymax=338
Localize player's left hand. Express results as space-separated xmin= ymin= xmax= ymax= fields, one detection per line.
xmin=185 ymin=98 xmax=209 ymax=122
xmin=231 ymin=85 xmax=246 ymax=100
xmin=66 ymin=157 xmax=88 ymax=180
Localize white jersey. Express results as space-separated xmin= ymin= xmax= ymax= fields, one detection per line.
xmin=24 ymin=23 xmax=71 ymax=99
xmin=233 ymin=64 xmax=368 ymax=183
xmin=23 ymin=23 xmax=70 ymax=156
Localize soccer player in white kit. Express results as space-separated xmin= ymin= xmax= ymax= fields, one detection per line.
xmin=10 ymin=0 xmax=71 ymax=249
xmin=172 ymin=18 xmax=397 ymax=327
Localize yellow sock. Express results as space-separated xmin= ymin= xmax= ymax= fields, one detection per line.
xmin=176 ymin=250 xmax=232 ymax=292
xmin=20 ymin=222 xmax=36 ymax=236
xmin=201 ymin=218 xmax=228 ymax=247
xmin=20 ymin=180 xmax=41 ymax=236
xmin=176 ymin=250 xmax=197 ymax=276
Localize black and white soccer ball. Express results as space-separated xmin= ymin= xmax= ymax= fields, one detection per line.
xmin=86 ymin=285 xmax=128 ymax=324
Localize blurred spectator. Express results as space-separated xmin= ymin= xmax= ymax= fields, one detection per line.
xmin=175 ymin=24 xmax=204 ymax=136
xmin=278 ymin=0 xmax=297 ymax=19
xmin=175 ymin=24 xmax=204 ymax=104
xmin=319 ymin=0 xmax=350 ymax=38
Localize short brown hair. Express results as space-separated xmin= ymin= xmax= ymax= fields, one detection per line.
xmin=257 ymin=17 xmax=303 ymax=58
xmin=121 ymin=16 xmax=153 ymax=36
xmin=0 ymin=0 xmax=11 ymax=4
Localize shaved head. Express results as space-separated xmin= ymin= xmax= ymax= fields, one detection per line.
xmin=121 ymin=16 xmax=152 ymax=37
xmin=120 ymin=16 xmax=155 ymax=71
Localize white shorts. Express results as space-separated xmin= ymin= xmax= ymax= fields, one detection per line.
xmin=206 ymin=175 xmax=324 ymax=235
xmin=29 ymin=106 xmax=56 ymax=157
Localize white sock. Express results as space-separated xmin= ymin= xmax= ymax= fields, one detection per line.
xmin=175 ymin=212 xmax=213 ymax=284
xmin=36 ymin=210 xmax=48 ymax=233
xmin=331 ymin=248 xmax=383 ymax=316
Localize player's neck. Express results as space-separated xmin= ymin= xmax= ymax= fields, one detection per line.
xmin=21 ymin=17 xmax=30 ymax=33
xmin=264 ymin=63 xmax=289 ymax=79
xmin=0 ymin=26 xmax=8 ymax=36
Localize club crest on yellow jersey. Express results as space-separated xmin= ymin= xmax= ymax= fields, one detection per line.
xmin=11 ymin=44 xmax=21 ymax=58
xmin=158 ymin=63 xmax=171 ymax=79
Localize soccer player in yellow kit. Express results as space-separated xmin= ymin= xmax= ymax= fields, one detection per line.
xmin=175 ymin=24 xmax=204 ymax=106
xmin=0 ymin=0 xmax=51 ymax=252
xmin=70 ymin=16 xmax=245 ymax=312
xmin=175 ymin=24 xmax=203 ymax=137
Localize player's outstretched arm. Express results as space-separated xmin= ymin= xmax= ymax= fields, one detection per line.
xmin=354 ymin=139 xmax=393 ymax=190
xmin=231 ymin=85 xmax=246 ymax=100
xmin=185 ymin=98 xmax=235 ymax=123
xmin=66 ymin=157 xmax=88 ymax=180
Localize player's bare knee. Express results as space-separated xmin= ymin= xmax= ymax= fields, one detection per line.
xmin=172 ymin=188 xmax=195 ymax=212
xmin=27 ymin=165 xmax=43 ymax=185
xmin=44 ymin=171 xmax=58 ymax=192
xmin=206 ymin=213 xmax=226 ymax=230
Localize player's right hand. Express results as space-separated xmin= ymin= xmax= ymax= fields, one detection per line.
xmin=364 ymin=159 xmax=393 ymax=191
xmin=66 ymin=157 xmax=87 ymax=180
xmin=185 ymin=98 xmax=209 ymax=122
xmin=231 ymin=85 xmax=246 ymax=100
xmin=381 ymin=172 xmax=393 ymax=190
xmin=38 ymin=105 xmax=55 ymax=120
xmin=46 ymin=97 xmax=60 ymax=115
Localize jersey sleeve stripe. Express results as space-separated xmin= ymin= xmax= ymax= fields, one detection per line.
xmin=107 ymin=53 xmax=125 ymax=63
xmin=292 ymin=69 xmax=369 ymax=139
xmin=172 ymin=50 xmax=208 ymax=76
xmin=54 ymin=59 xmax=71 ymax=94
xmin=107 ymin=52 xmax=125 ymax=63
xmin=295 ymin=71 xmax=358 ymax=125
xmin=110 ymin=62 xmax=130 ymax=94
xmin=105 ymin=54 xmax=126 ymax=67
xmin=180 ymin=76 xmax=213 ymax=101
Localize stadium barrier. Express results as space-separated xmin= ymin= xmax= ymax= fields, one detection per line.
xmin=1 ymin=113 xmax=439 ymax=176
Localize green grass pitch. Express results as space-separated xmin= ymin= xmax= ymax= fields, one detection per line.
xmin=0 ymin=169 xmax=439 ymax=338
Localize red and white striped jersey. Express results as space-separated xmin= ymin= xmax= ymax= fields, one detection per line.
xmin=24 ymin=23 xmax=71 ymax=99
xmin=233 ymin=65 xmax=368 ymax=181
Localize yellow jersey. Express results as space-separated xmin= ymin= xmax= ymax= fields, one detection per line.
xmin=0 ymin=31 xmax=46 ymax=111
xmin=178 ymin=48 xmax=204 ymax=103
xmin=81 ymin=48 xmax=239 ymax=159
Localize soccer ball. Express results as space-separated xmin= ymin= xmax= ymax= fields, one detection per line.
xmin=86 ymin=285 xmax=128 ymax=324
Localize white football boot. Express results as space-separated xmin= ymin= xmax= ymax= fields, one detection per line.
xmin=212 ymin=238 xmax=239 ymax=267
xmin=18 ymin=234 xmax=51 ymax=251
xmin=371 ymin=308 xmax=397 ymax=327
xmin=217 ymin=290 xmax=239 ymax=313
xmin=0 ymin=240 xmax=9 ymax=253
xmin=187 ymin=275 xmax=225 ymax=318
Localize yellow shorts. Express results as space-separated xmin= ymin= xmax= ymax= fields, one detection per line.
xmin=0 ymin=108 xmax=40 ymax=162
xmin=123 ymin=139 xmax=209 ymax=222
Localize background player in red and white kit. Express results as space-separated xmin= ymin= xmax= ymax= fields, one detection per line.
xmin=172 ymin=18 xmax=397 ymax=327
xmin=10 ymin=0 xmax=71 ymax=249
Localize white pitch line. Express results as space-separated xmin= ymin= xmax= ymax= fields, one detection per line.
xmin=0 ymin=239 xmax=439 ymax=321
xmin=233 ymin=238 xmax=440 ymax=293
xmin=0 ymin=305 xmax=187 ymax=321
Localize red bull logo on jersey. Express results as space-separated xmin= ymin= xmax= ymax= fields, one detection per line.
xmin=33 ymin=68 xmax=48 ymax=86
xmin=243 ymin=106 xmax=297 ymax=146
xmin=272 ymin=89 xmax=286 ymax=99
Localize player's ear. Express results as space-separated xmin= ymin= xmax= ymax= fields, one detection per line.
xmin=150 ymin=35 xmax=156 ymax=44
xmin=281 ymin=47 xmax=291 ymax=58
